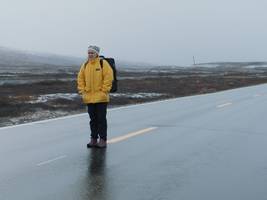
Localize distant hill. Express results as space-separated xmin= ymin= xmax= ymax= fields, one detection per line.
xmin=0 ymin=46 xmax=154 ymax=72
xmin=0 ymin=46 xmax=83 ymax=67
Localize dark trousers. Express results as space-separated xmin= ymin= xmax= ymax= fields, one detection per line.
xmin=87 ymin=103 xmax=108 ymax=141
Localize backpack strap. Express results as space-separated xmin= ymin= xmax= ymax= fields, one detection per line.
xmin=100 ymin=59 xmax=103 ymax=69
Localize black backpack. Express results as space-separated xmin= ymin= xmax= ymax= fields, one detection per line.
xmin=83 ymin=56 xmax=118 ymax=93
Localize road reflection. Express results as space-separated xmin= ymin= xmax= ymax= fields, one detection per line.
xmin=85 ymin=148 xmax=108 ymax=200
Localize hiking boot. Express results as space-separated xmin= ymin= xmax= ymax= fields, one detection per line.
xmin=96 ymin=139 xmax=107 ymax=148
xmin=87 ymin=138 xmax=98 ymax=148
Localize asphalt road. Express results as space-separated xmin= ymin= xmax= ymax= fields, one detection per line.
xmin=0 ymin=84 xmax=267 ymax=200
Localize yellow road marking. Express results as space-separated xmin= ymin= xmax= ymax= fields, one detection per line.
xmin=107 ymin=127 xmax=158 ymax=144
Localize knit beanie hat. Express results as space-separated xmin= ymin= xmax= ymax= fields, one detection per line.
xmin=88 ymin=45 xmax=100 ymax=55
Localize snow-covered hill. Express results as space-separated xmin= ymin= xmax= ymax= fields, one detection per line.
xmin=0 ymin=46 xmax=154 ymax=72
xmin=0 ymin=46 xmax=83 ymax=66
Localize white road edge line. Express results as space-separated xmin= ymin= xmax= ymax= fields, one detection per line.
xmin=37 ymin=155 xmax=67 ymax=167
xmin=107 ymin=127 xmax=158 ymax=144
xmin=216 ymin=102 xmax=233 ymax=108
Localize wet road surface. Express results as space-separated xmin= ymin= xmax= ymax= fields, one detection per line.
xmin=0 ymin=84 xmax=267 ymax=200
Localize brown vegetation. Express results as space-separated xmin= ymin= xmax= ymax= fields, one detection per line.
xmin=1 ymin=69 xmax=267 ymax=127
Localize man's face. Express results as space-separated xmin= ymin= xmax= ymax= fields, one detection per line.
xmin=88 ymin=51 xmax=98 ymax=60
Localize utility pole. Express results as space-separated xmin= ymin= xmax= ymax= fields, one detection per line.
xmin=193 ymin=56 xmax=196 ymax=65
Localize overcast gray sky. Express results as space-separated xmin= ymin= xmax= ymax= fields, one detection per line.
xmin=0 ymin=0 xmax=267 ymax=65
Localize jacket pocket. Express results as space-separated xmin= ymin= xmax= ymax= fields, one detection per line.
xmin=82 ymin=92 xmax=90 ymax=102
xmin=99 ymin=91 xmax=108 ymax=101
xmin=85 ymin=87 xmax=91 ymax=93
xmin=82 ymin=93 xmax=86 ymax=101
xmin=101 ymin=91 xmax=107 ymax=97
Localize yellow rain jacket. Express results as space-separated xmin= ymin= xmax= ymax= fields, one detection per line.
xmin=77 ymin=57 xmax=114 ymax=104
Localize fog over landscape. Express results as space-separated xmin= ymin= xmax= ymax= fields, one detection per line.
xmin=1 ymin=0 xmax=267 ymax=65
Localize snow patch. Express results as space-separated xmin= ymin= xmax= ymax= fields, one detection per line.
xmin=29 ymin=93 xmax=79 ymax=103
xmin=244 ymin=65 xmax=267 ymax=69
xmin=28 ymin=92 xmax=166 ymax=104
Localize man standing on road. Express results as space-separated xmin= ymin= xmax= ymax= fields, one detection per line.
xmin=77 ymin=45 xmax=114 ymax=148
